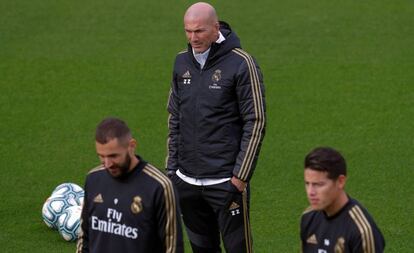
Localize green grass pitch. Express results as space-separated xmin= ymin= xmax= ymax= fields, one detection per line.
xmin=1 ymin=0 xmax=413 ymax=252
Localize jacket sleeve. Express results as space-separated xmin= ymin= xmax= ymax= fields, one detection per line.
xmin=76 ymin=180 xmax=89 ymax=253
xmin=166 ymin=71 xmax=180 ymax=173
xmin=155 ymin=176 xmax=184 ymax=253
xmin=233 ymin=52 xmax=266 ymax=182
xmin=349 ymin=207 xmax=386 ymax=253
xmin=349 ymin=226 xmax=385 ymax=253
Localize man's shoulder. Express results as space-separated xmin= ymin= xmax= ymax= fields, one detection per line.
xmin=346 ymin=198 xmax=377 ymax=226
xmin=175 ymin=48 xmax=189 ymax=59
xmin=177 ymin=48 xmax=188 ymax=55
xmin=141 ymin=163 xmax=173 ymax=189
xmin=230 ymin=48 xmax=260 ymax=66
xmin=300 ymin=206 xmax=322 ymax=225
xmin=301 ymin=206 xmax=318 ymax=217
xmin=344 ymin=198 xmax=385 ymax=249
xmin=83 ymin=165 xmax=107 ymax=186
xmin=173 ymin=49 xmax=191 ymax=67
xmin=87 ymin=165 xmax=106 ymax=175
xmin=230 ymin=48 xmax=252 ymax=58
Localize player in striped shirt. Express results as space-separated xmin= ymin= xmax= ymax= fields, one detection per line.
xmin=300 ymin=147 xmax=385 ymax=253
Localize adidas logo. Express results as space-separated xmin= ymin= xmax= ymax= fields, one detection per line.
xmin=307 ymin=234 xmax=318 ymax=245
xmin=94 ymin=193 xmax=104 ymax=203
xmin=182 ymin=70 xmax=191 ymax=78
xmin=229 ymin=202 xmax=240 ymax=210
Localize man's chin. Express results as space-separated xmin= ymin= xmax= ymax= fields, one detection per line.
xmin=192 ymin=45 xmax=207 ymax=53
xmin=107 ymin=168 xmax=122 ymax=178
xmin=310 ymin=203 xmax=323 ymax=211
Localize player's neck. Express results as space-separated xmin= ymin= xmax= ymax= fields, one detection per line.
xmin=325 ymin=191 xmax=349 ymax=217
xmin=128 ymin=155 xmax=139 ymax=172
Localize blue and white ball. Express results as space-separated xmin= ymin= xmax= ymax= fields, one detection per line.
xmin=42 ymin=194 xmax=76 ymax=229
xmin=57 ymin=205 xmax=82 ymax=241
xmin=51 ymin=183 xmax=84 ymax=206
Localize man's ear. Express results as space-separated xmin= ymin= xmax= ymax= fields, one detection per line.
xmin=128 ymin=138 xmax=137 ymax=154
xmin=337 ymin=175 xmax=347 ymax=189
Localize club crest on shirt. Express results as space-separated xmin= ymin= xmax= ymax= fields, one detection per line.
xmin=209 ymin=69 xmax=222 ymax=90
xmin=131 ymin=196 xmax=143 ymax=214
xmin=211 ymin=69 xmax=222 ymax=83
xmin=334 ymin=237 xmax=345 ymax=253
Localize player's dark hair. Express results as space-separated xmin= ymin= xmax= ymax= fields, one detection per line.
xmin=304 ymin=147 xmax=347 ymax=180
xmin=95 ymin=117 xmax=132 ymax=145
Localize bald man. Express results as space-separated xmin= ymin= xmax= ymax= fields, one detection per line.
xmin=166 ymin=2 xmax=266 ymax=253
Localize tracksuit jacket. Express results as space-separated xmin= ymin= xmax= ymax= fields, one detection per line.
xmin=167 ymin=21 xmax=266 ymax=182
xmin=301 ymin=197 xmax=385 ymax=252
xmin=76 ymin=157 xmax=183 ymax=253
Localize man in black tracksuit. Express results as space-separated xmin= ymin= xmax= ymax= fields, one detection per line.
xmin=300 ymin=147 xmax=385 ymax=253
xmin=166 ymin=3 xmax=266 ymax=253
xmin=77 ymin=118 xmax=183 ymax=253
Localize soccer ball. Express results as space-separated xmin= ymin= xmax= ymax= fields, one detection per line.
xmin=57 ymin=205 xmax=82 ymax=241
xmin=51 ymin=183 xmax=84 ymax=206
xmin=42 ymin=194 xmax=76 ymax=229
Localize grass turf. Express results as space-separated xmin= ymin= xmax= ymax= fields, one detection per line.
xmin=1 ymin=0 xmax=413 ymax=252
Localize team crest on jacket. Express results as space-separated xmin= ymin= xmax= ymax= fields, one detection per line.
xmin=209 ymin=69 xmax=222 ymax=90
xmin=334 ymin=237 xmax=345 ymax=253
xmin=211 ymin=69 xmax=222 ymax=83
xmin=131 ymin=196 xmax=143 ymax=214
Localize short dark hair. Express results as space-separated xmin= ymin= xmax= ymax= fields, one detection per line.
xmin=95 ymin=117 xmax=132 ymax=145
xmin=304 ymin=147 xmax=347 ymax=180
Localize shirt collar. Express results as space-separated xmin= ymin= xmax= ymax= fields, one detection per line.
xmin=192 ymin=31 xmax=226 ymax=69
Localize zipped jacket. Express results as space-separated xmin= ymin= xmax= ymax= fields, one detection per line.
xmin=166 ymin=21 xmax=266 ymax=182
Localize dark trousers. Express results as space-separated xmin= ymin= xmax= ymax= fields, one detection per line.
xmin=172 ymin=175 xmax=253 ymax=253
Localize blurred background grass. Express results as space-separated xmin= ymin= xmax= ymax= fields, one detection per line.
xmin=0 ymin=0 xmax=413 ymax=252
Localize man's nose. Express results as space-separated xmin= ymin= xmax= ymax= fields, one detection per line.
xmin=103 ymin=157 xmax=113 ymax=168
xmin=307 ymin=185 xmax=316 ymax=196
xmin=190 ymin=32 xmax=197 ymax=41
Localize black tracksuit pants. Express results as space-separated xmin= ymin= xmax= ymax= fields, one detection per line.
xmin=172 ymin=174 xmax=253 ymax=253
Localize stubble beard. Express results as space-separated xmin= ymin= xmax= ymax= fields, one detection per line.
xmin=109 ymin=154 xmax=132 ymax=178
